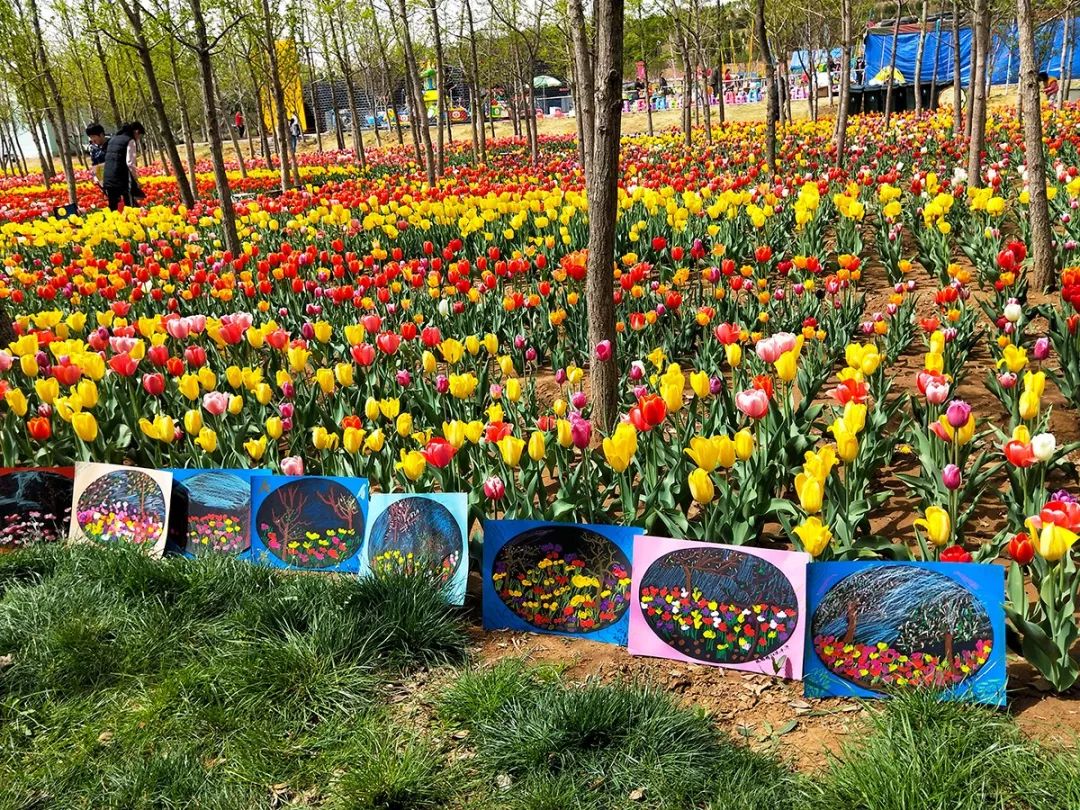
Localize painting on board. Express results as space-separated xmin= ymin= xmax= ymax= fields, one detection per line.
xmin=804 ymin=562 xmax=1006 ymax=706
xmin=482 ymin=520 xmax=639 ymax=645
xmin=362 ymin=493 xmax=469 ymax=605
xmin=167 ymin=469 xmax=266 ymax=558
xmin=69 ymin=462 xmax=172 ymax=556
xmin=250 ymin=476 xmax=369 ymax=571
xmin=0 ymin=467 xmax=74 ymax=552
xmin=628 ymin=537 xmax=808 ymax=679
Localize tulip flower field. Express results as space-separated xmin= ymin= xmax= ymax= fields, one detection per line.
xmin=2 ymin=108 xmax=1080 ymax=690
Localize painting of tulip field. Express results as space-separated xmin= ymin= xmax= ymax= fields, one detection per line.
xmin=805 ymin=562 xmax=1006 ymax=705
xmin=483 ymin=520 xmax=639 ymax=644
xmin=167 ymin=469 xmax=265 ymax=558
xmin=69 ymin=463 xmax=172 ymax=556
xmin=629 ymin=537 xmax=808 ymax=678
xmin=250 ymin=476 xmax=369 ymax=571
xmin=0 ymin=467 xmax=73 ymax=551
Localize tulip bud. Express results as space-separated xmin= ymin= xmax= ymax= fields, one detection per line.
xmin=483 ymin=475 xmax=506 ymax=501
xmin=1033 ymin=337 xmax=1050 ymax=361
xmin=942 ymin=463 xmax=962 ymax=491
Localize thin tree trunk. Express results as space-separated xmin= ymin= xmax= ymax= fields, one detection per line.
xmin=116 ymin=0 xmax=195 ymax=206
xmin=568 ymin=0 xmax=595 ymax=177
xmin=168 ymin=43 xmax=199 ymax=185
xmin=393 ymin=0 xmax=436 ymax=184
xmin=714 ymin=0 xmax=726 ymax=126
xmin=217 ymin=81 xmax=247 ymax=179
xmin=188 ymin=0 xmax=240 ymax=254
xmin=914 ymin=0 xmax=929 ymax=114
xmin=1017 ymin=0 xmax=1055 ymax=290
xmin=967 ymin=0 xmax=989 ymax=186
xmin=584 ymin=0 xmax=624 ymax=432
xmin=259 ymin=0 xmax=294 ymax=192
xmin=1062 ymin=11 xmax=1073 ymax=102
xmin=29 ymin=110 xmax=53 ymax=186
xmin=465 ymin=0 xmax=486 ymax=162
xmin=835 ymin=0 xmax=852 ymax=162
xmin=301 ymin=9 xmax=325 ymax=154
xmin=28 ymin=0 xmax=78 ymax=206
xmin=952 ymin=0 xmax=963 ymax=136
xmin=429 ymin=0 xmax=447 ymax=175
xmin=884 ymin=0 xmax=902 ymax=126
xmin=755 ymin=0 xmax=777 ymax=171
xmin=92 ymin=29 xmax=122 ymax=127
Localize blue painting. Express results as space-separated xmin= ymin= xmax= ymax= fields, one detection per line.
xmin=804 ymin=562 xmax=1006 ymax=706
xmin=166 ymin=469 xmax=267 ymax=558
xmin=482 ymin=520 xmax=641 ymax=645
xmin=250 ymin=476 xmax=369 ymax=571
xmin=361 ymin=493 xmax=468 ymax=605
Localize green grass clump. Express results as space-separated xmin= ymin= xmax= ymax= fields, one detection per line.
xmin=440 ymin=662 xmax=802 ymax=810
xmin=0 ymin=544 xmax=466 ymax=808
xmin=809 ymin=692 xmax=1080 ymax=810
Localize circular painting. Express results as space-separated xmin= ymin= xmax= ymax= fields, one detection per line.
xmin=638 ymin=547 xmax=799 ymax=664
xmin=491 ymin=526 xmax=632 ymax=633
xmin=0 ymin=470 xmax=73 ymax=550
xmin=172 ymin=472 xmax=251 ymax=556
xmin=256 ymin=479 xmax=364 ymax=568
xmin=76 ymin=469 xmax=167 ymax=547
xmin=366 ymin=497 xmax=463 ymax=583
xmin=810 ymin=565 xmax=993 ymax=691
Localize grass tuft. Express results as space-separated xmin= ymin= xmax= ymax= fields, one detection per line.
xmin=329 ymin=729 xmax=450 ymax=809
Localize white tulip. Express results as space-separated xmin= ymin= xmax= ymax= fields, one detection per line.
xmin=1031 ymin=433 xmax=1057 ymax=463
xmin=1003 ymin=302 xmax=1023 ymax=323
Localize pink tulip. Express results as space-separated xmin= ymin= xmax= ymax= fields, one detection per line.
xmin=736 ymin=388 xmax=769 ymax=419
xmin=997 ymin=372 xmax=1018 ymax=389
xmin=570 ymin=414 xmax=592 ymax=448
xmin=483 ymin=475 xmax=505 ymax=501
xmin=202 ymin=391 xmax=229 ymax=416
xmin=755 ymin=337 xmax=782 ymax=363
xmin=280 ymin=456 xmax=304 ymax=476
xmin=594 ymin=340 xmax=613 ymax=361
xmin=925 ymin=380 xmax=950 ymax=405
xmin=0 ymin=352 xmax=12 ymax=372
xmin=165 ymin=318 xmax=190 ymax=340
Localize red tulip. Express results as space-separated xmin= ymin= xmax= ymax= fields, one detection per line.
xmin=142 ymin=373 xmax=166 ymax=396
xmin=651 ymin=236 xmax=667 ymax=252
xmin=351 ymin=343 xmax=376 ymax=366
xmin=27 ymin=416 xmax=51 ymax=441
xmin=1003 ymin=439 xmax=1035 ymax=468
xmin=1007 ymin=532 xmax=1036 ymax=565
xmin=629 ymin=394 xmax=667 ymax=431
xmin=1039 ymin=500 xmax=1080 ymax=532
xmin=422 ymin=437 xmax=458 ymax=468
xmin=754 ymin=245 xmax=773 ymax=264
xmin=939 ymin=545 xmax=972 ymax=563
xmin=375 ymin=332 xmax=401 ymax=355
xmin=421 ymin=326 xmax=442 ymax=347
xmin=108 ymin=353 xmax=139 ymax=377
xmin=52 ymin=361 xmax=81 ymax=387
xmin=184 ymin=345 xmax=207 ymax=368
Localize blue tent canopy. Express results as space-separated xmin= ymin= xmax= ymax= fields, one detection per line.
xmin=789 ymin=48 xmax=843 ymax=72
xmin=863 ymin=17 xmax=1079 ymax=86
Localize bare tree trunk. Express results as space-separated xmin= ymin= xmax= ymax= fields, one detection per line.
xmin=188 ymin=0 xmax=241 ymax=255
xmin=28 ymin=0 xmax=78 ymax=206
xmin=1017 ymin=0 xmax=1056 ymax=290
xmin=430 ymin=0 xmax=447 ymax=175
xmin=755 ymin=0 xmax=777 ymax=171
xmin=216 ymin=81 xmax=247 ymax=179
xmin=967 ymin=0 xmax=989 ymax=186
xmin=914 ymin=0 xmax=929 ymax=115
xmin=680 ymin=34 xmax=693 ymax=146
xmin=568 ymin=0 xmax=595 ymax=177
xmin=29 ymin=110 xmax=54 ymax=186
xmin=465 ymin=0 xmax=487 ymax=162
xmin=301 ymin=9 xmax=325 ymax=154
xmin=259 ymin=0 xmax=293 ymax=192
xmin=393 ymin=0 xmax=436 ymax=185
xmin=245 ymin=61 xmax=273 ymax=166
xmin=91 ymin=28 xmax=123 ymax=127
xmin=884 ymin=0 xmax=902 ymax=126
xmin=1062 ymin=11 xmax=1073 ymax=102
xmin=835 ymin=0 xmax=852 ymax=162
xmin=714 ymin=0 xmax=726 ymax=126
xmin=584 ymin=0 xmax=624 ymax=432
xmin=952 ymin=0 xmax=963 ymax=136
xmin=168 ymin=43 xmax=199 ymax=185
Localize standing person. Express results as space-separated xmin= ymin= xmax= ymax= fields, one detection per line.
xmin=102 ymin=121 xmax=146 ymax=211
xmin=85 ymin=123 xmax=109 ymax=188
xmin=288 ymin=114 xmax=301 ymax=153
xmin=234 ymin=110 xmax=245 ymax=138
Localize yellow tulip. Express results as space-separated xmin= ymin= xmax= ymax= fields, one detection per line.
xmin=365 ymin=397 xmax=381 ymax=421
xmin=794 ymin=472 xmax=824 ymax=514
xmin=556 ymin=419 xmax=573 ymax=448
xmin=602 ymin=423 xmax=638 ymax=473
xmin=528 ymin=431 xmax=547 ymax=462
xmin=20 ymin=355 xmax=39 ymax=377
xmin=725 ymin=343 xmax=743 ymax=367
xmin=228 ymin=395 xmax=243 ymax=416
xmin=794 ymin=516 xmax=832 ymax=557
xmin=34 ymin=377 xmax=59 ymax=405
xmin=396 ymin=413 xmax=413 ymax=437
xmin=287 ymin=346 xmax=310 ymax=373
xmin=195 ymin=427 xmax=218 ymax=453
xmin=733 ymin=429 xmax=755 ymax=461
xmin=266 ymin=416 xmax=283 ymax=440
xmin=254 ymin=383 xmax=273 ymax=406
xmin=465 ymin=421 xmax=485 ymax=444
xmin=343 ymin=426 xmax=365 ymax=454
xmin=914 ymin=506 xmax=952 ymax=546
xmin=1033 ymin=520 xmax=1079 ymax=562
xmin=497 ymin=435 xmax=525 ymax=467
xmin=313 ymin=321 xmax=332 ymax=343
xmin=842 ymin=402 xmax=867 ymax=434
xmin=364 ymin=429 xmax=386 ymax=454
xmin=997 ymin=344 xmax=1028 ymax=373
xmin=184 ymin=409 xmax=203 ymax=435
xmin=397 ymin=449 xmax=427 ymax=481
xmin=552 ymin=398 xmax=568 ymax=417
xmin=422 ymin=351 xmax=437 ymax=374
xmin=440 ymin=338 xmax=465 ymax=364
xmin=684 ymin=436 xmax=720 ymax=472
xmin=72 ymin=412 xmax=98 ymax=442
xmin=774 ymin=349 xmax=798 ymax=383
xmin=244 ymin=435 xmax=267 ymax=461
xmin=483 ymin=333 xmax=499 ymax=355
xmin=312 ymin=426 xmax=339 ymax=451
xmin=506 ymin=378 xmax=522 ymax=402
xmin=830 ymin=419 xmax=859 ymax=463
xmin=449 ymin=373 xmax=478 ymax=399
xmin=690 ymin=371 xmax=710 ymax=399
xmin=487 ymin=403 xmax=504 ymax=423
xmin=1019 ymin=391 xmax=1040 ymax=421
xmin=715 ymin=435 xmax=736 ymax=468
xmin=498 ymin=355 xmax=515 ymax=376
xmin=5 ymin=389 xmax=28 ymax=417
xmin=74 ymin=380 xmax=98 ymax=409
xmin=803 ymin=446 xmax=838 ymax=482
xmin=688 ymin=468 xmax=715 ymax=505
xmin=465 ymin=335 xmax=481 ymax=356
xmin=332 ymin=364 xmax=352 ymax=388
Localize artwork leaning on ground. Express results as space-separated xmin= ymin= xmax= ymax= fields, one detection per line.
xmin=482 ymin=520 xmax=640 ymax=644
xmin=628 ymin=537 xmax=809 ymax=678
xmin=362 ymin=492 xmax=469 ymax=605
xmin=68 ymin=462 xmax=172 ymax=556
xmin=167 ymin=469 xmax=267 ymax=558
xmin=0 ymin=467 xmax=75 ymax=551
xmin=250 ymin=475 xmax=369 ymax=571
xmin=804 ymin=562 xmax=1007 ymax=706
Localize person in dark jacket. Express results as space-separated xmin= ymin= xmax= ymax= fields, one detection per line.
xmin=102 ymin=121 xmax=145 ymax=211
xmin=85 ymin=123 xmax=109 ymax=191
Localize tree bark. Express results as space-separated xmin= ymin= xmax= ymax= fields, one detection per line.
xmin=884 ymin=0 xmax=902 ymax=126
xmin=1017 ymin=0 xmax=1056 ymax=290
xmin=914 ymin=0 xmax=929 ymax=115
xmin=393 ymin=0 xmax=435 ymax=185
xmin=188 ymin=0 xmax=241 ymax=255
xmin=464 ymin=0 xmax=487 ymax=162
xmin=430 ymin=0 xmax=447 ymax=175
xmin=258 ymin=0 xmax=294 ymax=192
xmin=568 ymin=0 xmax=595 ymax=177
xmin=967 ymin=0 xmax=989 ymax=187
xmin=27 ymin=0 xmax=78 ymax=206
xmin=167 ymin=41 xmax=199 ymax=185
xmin=116 ymin=0 xmax=196 ymax=206
xmin=216 ymin=81 xmax=247 ymax=179
xmin=952 ymin=0 xmax=963 ymax=136
xmin=755 ymin=0 xmax=777 ymax=171
xmin=583 ymin=0 xmax=624 ymax=432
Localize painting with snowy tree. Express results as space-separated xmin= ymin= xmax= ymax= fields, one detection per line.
xmin=805 ymin=562 xmax=1006 ymax=705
